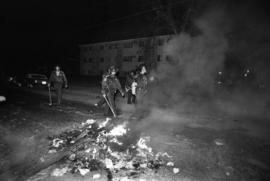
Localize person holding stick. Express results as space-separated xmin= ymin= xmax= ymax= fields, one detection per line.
xmin=95 ymin=66 xmax=124 ymax=117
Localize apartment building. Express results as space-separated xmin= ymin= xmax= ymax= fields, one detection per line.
xmin=79 ymin=34 xmax=172 ymax=75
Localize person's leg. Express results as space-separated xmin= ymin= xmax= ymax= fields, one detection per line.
xmin=54 ymin=83 xmax=62 ymax=105
xmin=58 ymin=86 xmax=63 ymax=104
xmin=127 ymin=90 xmax=132 ymax=104
xmin=132 ymin=94 xmax=136 ymax=104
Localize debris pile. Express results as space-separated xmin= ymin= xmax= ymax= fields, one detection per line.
xmin=47 ymin=118 xmax=179 ymax=179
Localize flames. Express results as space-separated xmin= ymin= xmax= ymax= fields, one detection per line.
xmin=45 ymin=118 xmax=179 ymax=179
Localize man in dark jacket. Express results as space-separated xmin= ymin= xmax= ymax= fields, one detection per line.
xmin=96 ymin=66 xmax=124 ymax=116
xmin=48 ymin=65 xmax=68 ymax=105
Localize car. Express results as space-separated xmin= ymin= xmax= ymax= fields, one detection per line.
xmin=24 ymin=73 xmax=48 ymax=88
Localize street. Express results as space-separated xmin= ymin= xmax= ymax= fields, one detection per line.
xmin=0 ymin=84 xmax=269 ymax=181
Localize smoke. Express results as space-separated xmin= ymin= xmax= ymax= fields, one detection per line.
xmin=145 ymin=8 xmax=228 ymax=111
xmin=138 ymin=1 xmax=270 ymax=129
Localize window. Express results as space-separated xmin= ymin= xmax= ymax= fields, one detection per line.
xmin=138 ymin=56 xmax=144 ymax=62
xmin=157 ymin=55 xmax=161 ymax=62
xmin=88 ymin=70 xmax=92 ymax=75
xmin=88 ymin=47 xmax=92 ymax=51
xmin=139 ymin=40 xmax=145 ymax=47
xmin=158 ymin=39 xmax=164 ymax=46
xmin=100 ymin=57 xmax=104 ymax=63
xmin=166 ymin=55 xmax=170 ymax=62
xmin=88 ymin=58 xmax=92 ymax=62
xmin=124 ymin=42 xmax=133 ymax=48
xmin=113 ymin=43 xmax=119 ymax=49
xmin=100 ymin=45 xmax=104 ymax=50
xmin=123 ymin=56 xmax=133 ymax=62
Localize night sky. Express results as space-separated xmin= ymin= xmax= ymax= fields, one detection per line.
xmin=2 ymin=0 xmax=174 ymax=72
xmin=2 ymin=0 xmax=270 ymax=74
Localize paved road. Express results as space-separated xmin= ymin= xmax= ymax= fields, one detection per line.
xmin=1 ymin=85 xmax=270 ymax=181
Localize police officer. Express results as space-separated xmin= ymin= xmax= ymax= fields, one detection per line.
xmin=96 ymin=66 xmax=124 ymax=116
xmin=48 ymin=65 xmax=68 ymax=105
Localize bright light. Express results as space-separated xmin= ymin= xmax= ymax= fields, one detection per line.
xmin=108 ymin=123 xmax=127 ymax=136
xmin=42 ymin=81 xmax=47 ymax=85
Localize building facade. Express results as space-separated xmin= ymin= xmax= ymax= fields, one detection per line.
xmin=79 ymin=34 xmax=172 ymax=76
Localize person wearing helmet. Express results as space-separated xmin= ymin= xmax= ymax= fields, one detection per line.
xmin=48 ymin=65 xmax=68 ymax=105
xmin=95 ymin=66 xmax=124 ymax=116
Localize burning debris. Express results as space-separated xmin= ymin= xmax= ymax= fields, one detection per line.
xmin=46 ymin=118 xmax=179 ymax=179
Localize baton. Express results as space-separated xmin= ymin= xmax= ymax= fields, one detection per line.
xmin=48 ymin=86 xmax=52 ymax=106
xmin=103 ymin=94 xmax=117 ymax=118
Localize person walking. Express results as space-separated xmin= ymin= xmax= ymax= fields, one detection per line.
xmin=48 ymin=65 xmax=68 ymax=105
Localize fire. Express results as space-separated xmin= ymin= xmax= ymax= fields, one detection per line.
xmin=108 ymin=122 xmax=128 ymax=136
xmin=46 ymin=118 xmax=178 ymax=178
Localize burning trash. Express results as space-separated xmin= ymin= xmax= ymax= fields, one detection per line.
xmin=108 ymin=122 xmax=128 ymax=136
xmin=46 ymin=118 xmax=177 ymax=179
xmin=51 ymin=167 xmax=69 ymax=177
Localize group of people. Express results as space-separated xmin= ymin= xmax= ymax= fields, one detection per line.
xmin=47 ymin=64 xmax=149 ymax=117
xmin=95 ymin=64 xmax=148 ymax=117
xmin=125 ymin=65 xmax=148 ymax=105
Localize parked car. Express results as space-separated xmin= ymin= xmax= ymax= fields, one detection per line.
xmin=24 ymin=73 xmax=48 ymax=88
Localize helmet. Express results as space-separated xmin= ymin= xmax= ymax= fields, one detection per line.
xmin=55 ymin=65 xmax=61 ymax=71
xmin=108 ymin=66 xmax=118 ymax=74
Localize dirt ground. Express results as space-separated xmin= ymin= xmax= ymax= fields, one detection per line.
xmin=0 ymin=88 xmax=270 ymax=181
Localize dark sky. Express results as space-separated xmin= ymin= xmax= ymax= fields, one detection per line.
xmin=2 ymin=0 xmax=167 ymax=71
xmin=2 ymin=0 xmax=269 ymax=73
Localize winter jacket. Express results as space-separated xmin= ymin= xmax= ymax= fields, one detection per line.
xmin=49 ymin=71 xmax=68 ymax=86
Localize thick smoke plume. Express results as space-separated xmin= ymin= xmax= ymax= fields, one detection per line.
xmin=146 ymin=9 xmax=229 ymax=112
xmin=140 ymin=2 xmax=270 ymax=126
